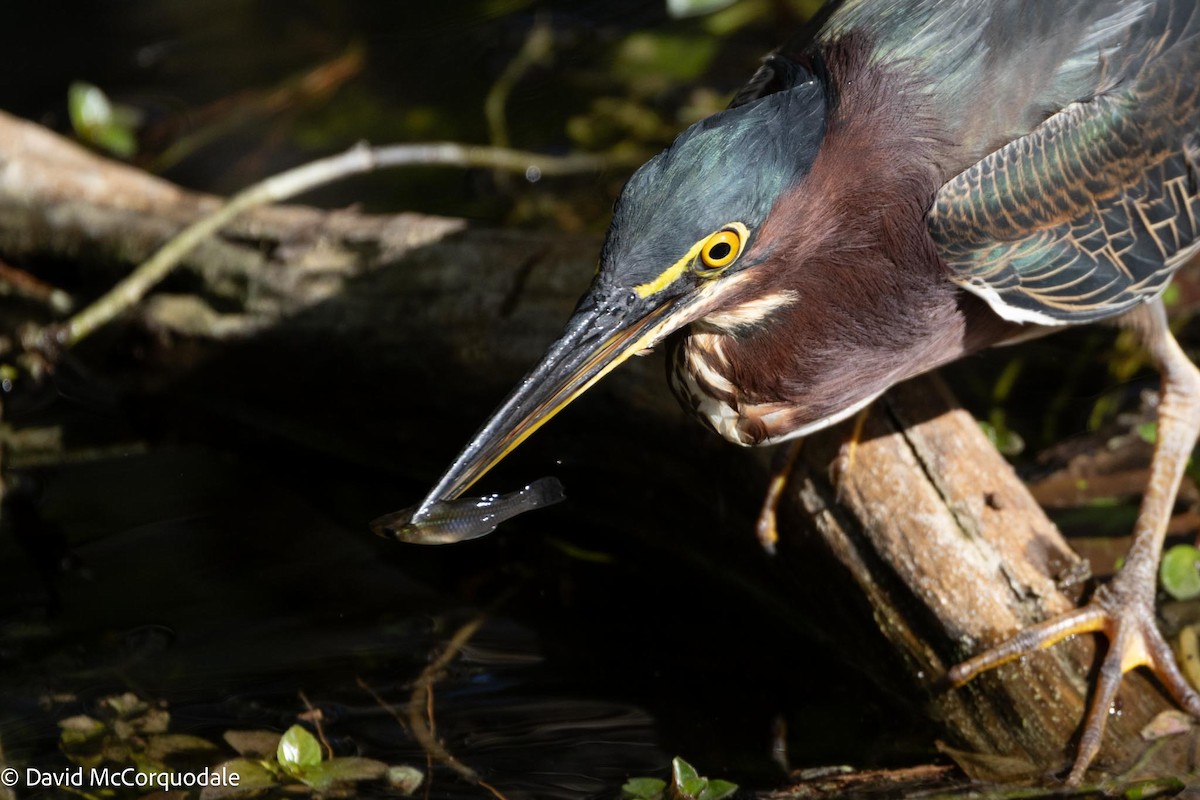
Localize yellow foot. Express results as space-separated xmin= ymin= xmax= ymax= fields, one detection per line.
xmin=755 ymin=440 xmax=804 ymax=554
xmin=947 ymin=577 xmax=1200 ymax=783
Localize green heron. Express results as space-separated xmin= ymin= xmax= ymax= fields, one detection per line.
xmin=407 ymin=0 xmax=1200 ymax=782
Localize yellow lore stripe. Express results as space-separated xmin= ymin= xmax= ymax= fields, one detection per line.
xmin=634 ymin=238 xmax=706 ymax=298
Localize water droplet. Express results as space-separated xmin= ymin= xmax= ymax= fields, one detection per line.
xmin=525 ymin=165 xmax=542 ymax=183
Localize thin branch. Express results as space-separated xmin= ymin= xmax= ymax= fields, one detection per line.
xmin=146 ymin=47 xmax=365 ymax=174
xmin=406 ymin=613 xmax=487 ymax=786
xmin=28 ymin=141 xmax=642 ymax=355
xmin=356 ymin=676 xmax=409 ymax=733
xmin=402 ymin=591 xmax=519 ymax=800
xmin=297 ymin=690 xmax=333 ymax=760
xmin=485 ymin=19 xmax=554 ymax=150
xmin=0 ymin=258 xmax=73 ymax=313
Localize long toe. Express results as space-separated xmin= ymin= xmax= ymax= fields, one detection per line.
xmin=950 ymin=576 xmax=1199 ymax=784
xmin=947 ymin=605 xmax=1107 ymax=689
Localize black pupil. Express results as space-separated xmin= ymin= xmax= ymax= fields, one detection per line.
xmin=708 ymin=241 xmax=732 ymax=261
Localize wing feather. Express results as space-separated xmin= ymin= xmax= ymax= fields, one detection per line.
xmin=929 ymin=0 xmax=1200 ymax=324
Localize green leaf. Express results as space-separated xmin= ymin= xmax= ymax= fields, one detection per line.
xmin=224 ymin=729 xmax=282 ymax=757
xmin=309 ymin=757 xmax=388 ymax=785
xmin=622 ymin=776 xmax=667 ymax=799
xmin=277 ymin=724 xmax=322 ymax=774
xmin=58 ymin=714 xmax=108 ymax=768
xmin=699 ymin=779 xmax=738 ymax=800
xmin=296 ymin=762 xmax=336 ymax=791
xmin=95 ymin=125 xmax=137 ymax=158
xmin=386 ymin=765 xmax=424 ymax=795
xmin=1161 ymin=545 xmax=1200 ymax=600
xmin=979 ymin=414 xmax=1024 ymax=456
xmin=1124 ymin=776 xmax=1185 ymax=799
xmin=667 ymin=757 xmax=737 ymax=800
xmin=58 ymin=715 xmax=105 ymax=744
xmin=978 ymin=420 xmax=998 ymax=447
xmin=144 ymin=733 xmax=219 ymax=759
xmin=672 ymin=757 xmax=708 ymax=799
xmin=69 ymin=82 xmax=112 ymax=128
xmin=671 ymin=758 xmax=700 ymax=786
xmin=101 ymin=692 xmax=149 ymax=718
xmin=295 ymin=758 xmax=388 ymax=791
xmin=67 ymin=81 xmax=140 ymax=158
xmin=135 ymin=707 xmax=171 ymax=734
xmin=1137 ymin=421 xmax=1158 ymax=445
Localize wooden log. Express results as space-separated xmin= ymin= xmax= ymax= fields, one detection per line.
xmin=0 ymin=110 xmax=1191 ymax=782
xmin=778 ymin=378 xmax=1189 ymax=783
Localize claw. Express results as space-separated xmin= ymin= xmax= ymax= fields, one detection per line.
xmin=950 ymin=304 xmax=1200 ymax=783
xmin=949 ymin=572 xmax=1200 ymax=783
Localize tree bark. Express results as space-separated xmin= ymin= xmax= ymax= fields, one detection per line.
xmin=0 ymin=109 xmax=1192 ymax=783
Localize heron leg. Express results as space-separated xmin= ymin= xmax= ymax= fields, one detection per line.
xmin=756 ymin=404 xmax=874 ymax=553
xmin=948 ymin=300 xmax=1200 ymax=784
xmin=756 ymin=439 xmax=804 ymax=554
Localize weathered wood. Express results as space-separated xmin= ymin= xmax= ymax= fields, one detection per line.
xmin=0 ymin=110 xmax=1192 ymax=782
xmin=779 ymin=378 xmax=1190 ymax=783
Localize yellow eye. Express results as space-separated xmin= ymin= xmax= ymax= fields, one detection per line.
xmin=699 ymin=228 xmax=742 ymax=272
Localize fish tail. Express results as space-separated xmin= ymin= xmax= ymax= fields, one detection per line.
xmin=527 ymin=476 xmax=567 ymax=505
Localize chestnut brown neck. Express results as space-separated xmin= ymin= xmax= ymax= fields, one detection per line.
xmin=670 ymin=36 xmax=1020 ymax=445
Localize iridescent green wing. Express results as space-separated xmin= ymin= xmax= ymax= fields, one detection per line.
xmin=929 ymin=3 xmax=1200 ymax=324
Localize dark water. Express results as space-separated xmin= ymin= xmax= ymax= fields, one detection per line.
xmin=0 ymin=3 xmax=930 ymax=799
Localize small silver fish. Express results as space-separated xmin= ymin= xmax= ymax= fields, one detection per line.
xmin=371 ymin=477 xmax=566 ymax=544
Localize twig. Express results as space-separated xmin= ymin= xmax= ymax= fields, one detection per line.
xmin=0 ymin=258 xmax=73 ymax=313
xmin=404 ymin=601 xmax=516 ymax=800
xmin=406 ymin=614 xmax=486 ymax=785
xmin=356 ymin=676 xmax=409 ymax=733
xmin=26 ymin=141 xmax=642 ymax=356
xmin=147 ymin=47 xmax=365 ymax=174
xmin=297 ymin=690 xmax=333 ymax=759
xmin=6 ymin=440 xmax=147 ymax=470
xmin=485 ymin=19 xmax=554 ymax=150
